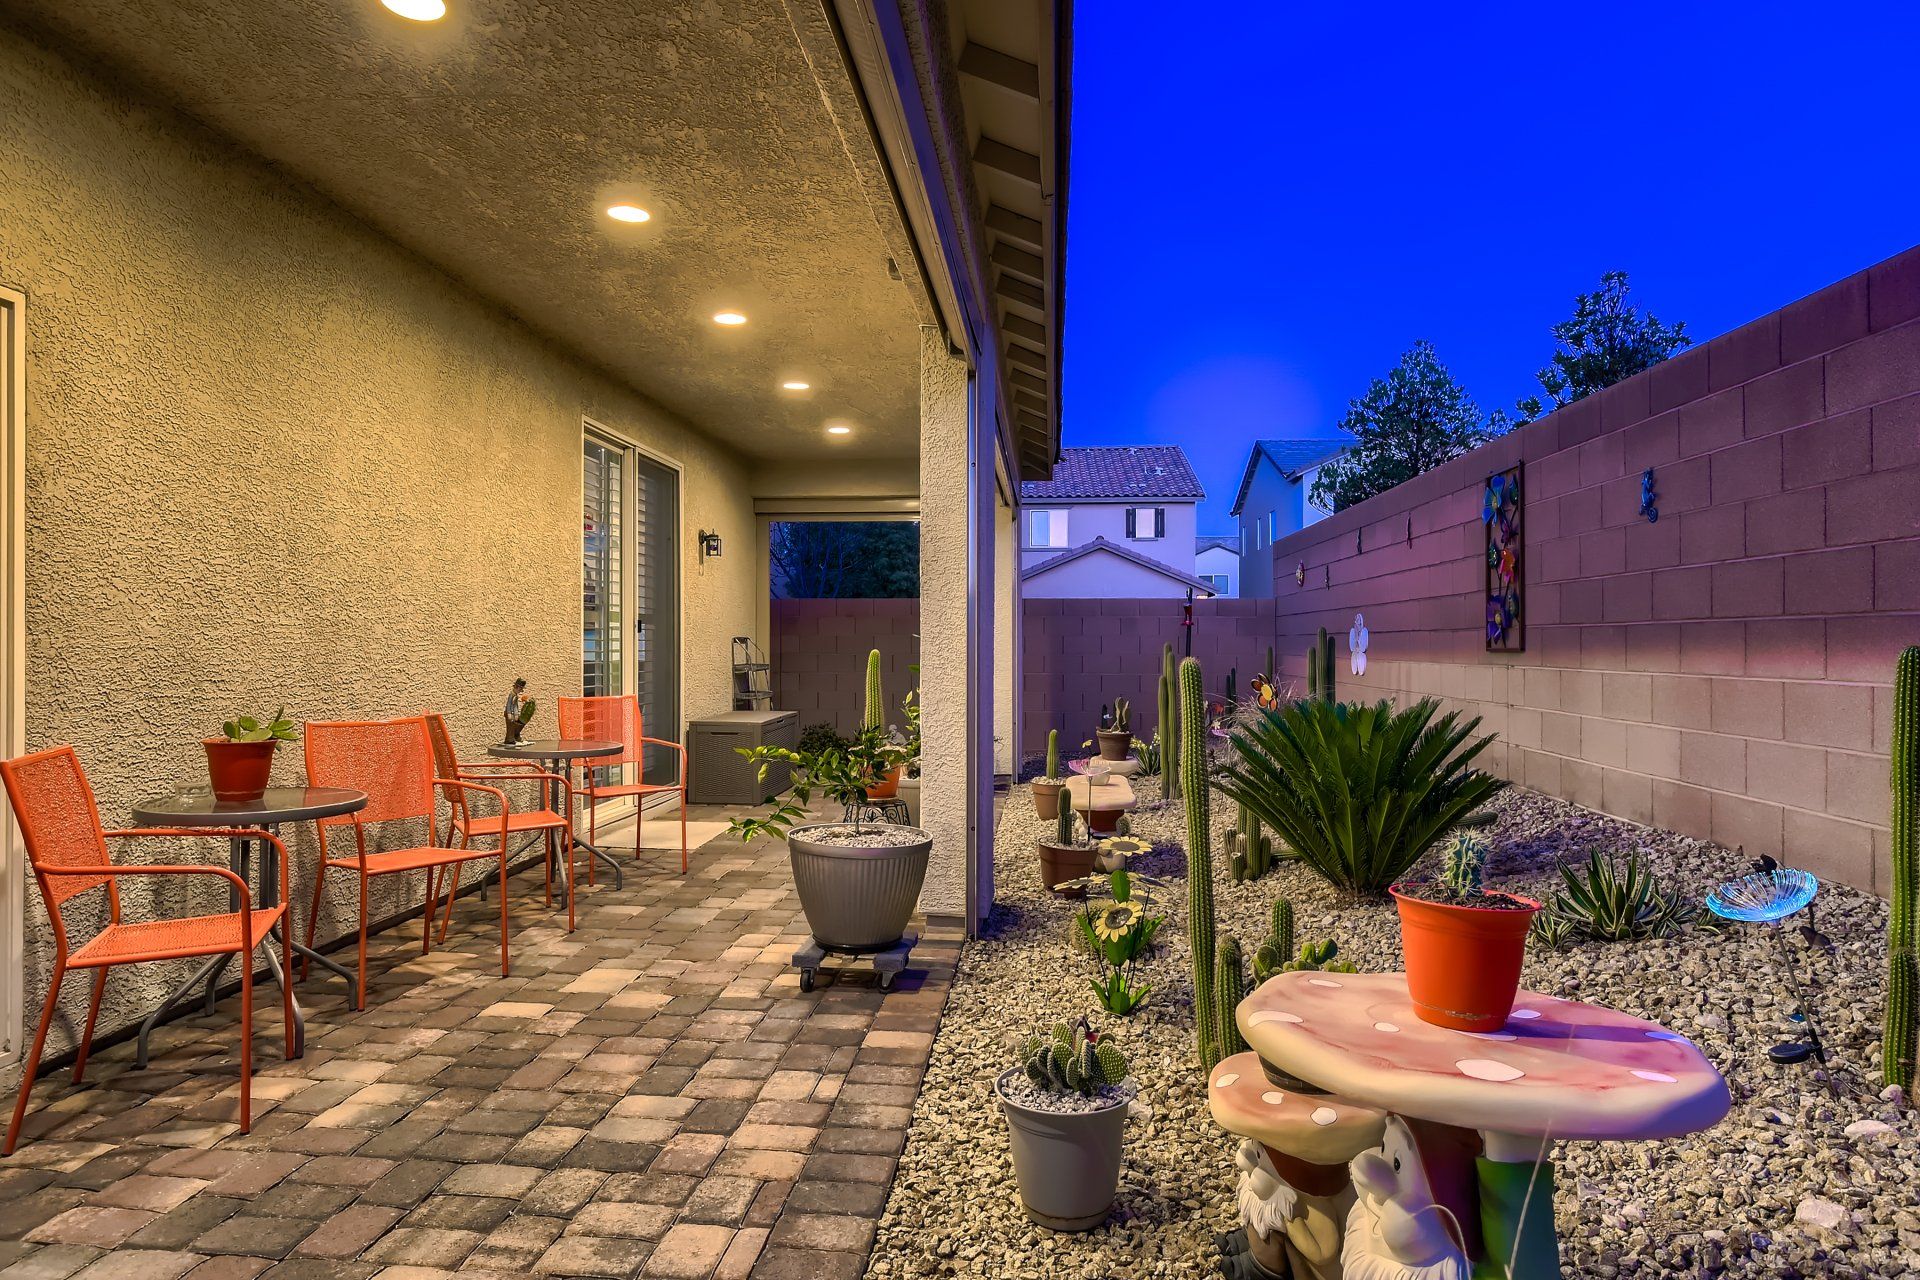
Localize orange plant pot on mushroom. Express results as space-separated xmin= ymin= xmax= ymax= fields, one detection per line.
xmin=1391 ymin=833 xmax=1539 ymax=1032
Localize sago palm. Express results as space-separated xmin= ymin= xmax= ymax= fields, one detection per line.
xmin=1215 ymin=697 xmax=1507 ymax=897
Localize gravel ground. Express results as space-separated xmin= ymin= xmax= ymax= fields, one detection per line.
xmin=867 ymin=773 xmax=1920 ymax=1279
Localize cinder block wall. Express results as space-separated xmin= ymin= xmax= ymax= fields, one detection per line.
xmin=770 ymin=599 xmax=921 ymax=737
xmin=1267 ymin=246 xmax=1920 ymax=896
xmin=1020 ymin=599 xmax=1279 ymax=759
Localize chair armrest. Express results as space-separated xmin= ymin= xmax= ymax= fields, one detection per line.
xmin=44 ymin=862 xmax=252 ymax=901
xmin=639 ymin=738 xmax=687 ymax=785
xmin=432 ymin=779 xmax=510 ymax=848
xmin=103 ymin=828 xmax=287 ymax=905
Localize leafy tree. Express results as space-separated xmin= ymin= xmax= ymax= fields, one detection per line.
xmin=1309 ymin=341 xmax=1492 ymax=513
xmin=770 ymin=521 xmax=919 ymax=598
xmin=1510 ymin=271 xmax=1690 ymax=424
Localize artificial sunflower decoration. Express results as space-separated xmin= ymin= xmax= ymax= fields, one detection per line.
xmin=1092 ymin=900 xmax=1144 ymax=943
xmin=1097 ymin=836 xmax=1150 ymax=863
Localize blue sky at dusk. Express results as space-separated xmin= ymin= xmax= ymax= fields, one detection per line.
xmin=1064 ymin=4 xmax=1920 ymax=534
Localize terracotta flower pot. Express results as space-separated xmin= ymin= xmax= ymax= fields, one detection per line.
xmin=1094 ymin=729 xmax=1131 ymax=762
xmin=865 ymin=766 xmax=902 ymax=800
xmin=203 ymin=738 xmax=278 ymax=803
xmin=1036 ymin=840 xmax=1094 ymax=897
xmin=1032 ymin=778 xmax=1064 ymax=820
xmin=1391 ymin=885 xmax=1541 ymax=1031
xmin=1084 ymin=806 xmax=1121 ymax=835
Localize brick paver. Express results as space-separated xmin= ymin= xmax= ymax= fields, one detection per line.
xmin=0 ymin=809 xmax=957 ymax=1280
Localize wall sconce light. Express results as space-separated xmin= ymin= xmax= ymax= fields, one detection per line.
xmin=699 ymin=530 xmax=723 ymax=560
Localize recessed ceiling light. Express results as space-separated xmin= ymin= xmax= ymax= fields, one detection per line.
xmin=381 ymin=0 xmax=446 ymax=20
xmin=713 ymin=311 xmax=748 ymax=326
xmin=606 ymin=204 xmax=650 ymax=224
xmin=826 ymin=424 xmax=853 ymax=436
xmin=781 ymin=381 xmax=811 ymax=391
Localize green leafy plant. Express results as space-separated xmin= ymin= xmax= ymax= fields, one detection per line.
xmin=1534 ymin=848 xmax=1697 ymax=944
xmin=1132 ymin=736 xmax=1162 ymax=778
xmin=221 ymin=709 xmax=298 ymax=743
xmin=1529 ymin=909 xmax=1577 ymax=952
xmin=1071 ymin=867 xmax=1161 ymax=1016
xmin=1020 ymin=1018 xmax=1130 ymax=1097
xmin=898 ymin=684 xmax=921 ymax=779
xmin=1215 ymin=697 xmax=1507 ymax=897
xmin=798 ymin=722 xmax=848 ymax=758
xmin=1253 ymin=898 xmax=1296 ymax=983
xmin=729 ymin=725 xmax=906 ymax=843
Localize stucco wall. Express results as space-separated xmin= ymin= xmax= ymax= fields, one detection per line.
xmin=1269 ymin=246 xmax=1920 ymax=897
xmin=916 ymin=328 xmax=970 ymax=919
xmin=1019 ymin=501 xmax=1198 ymax=573
xmin=0 ymin=26 xmax=756 ymax=1057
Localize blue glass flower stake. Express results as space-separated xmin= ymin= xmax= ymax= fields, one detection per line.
xmin=1707 ymin=868 xmax=1832 ymax=1088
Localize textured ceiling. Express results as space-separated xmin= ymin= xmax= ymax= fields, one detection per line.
xmin=6 ymin=0 xmax=924 ymax=462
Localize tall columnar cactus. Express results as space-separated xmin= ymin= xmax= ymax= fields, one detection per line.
xmin=1888 ymin=646 xmax=1920 ymax=1092
xmin=1307 ymin=641 xmax=1319 ymax=700
xmin=1266 ymin=645 xmax=1276 ymax=685
xmin=1255 ymin=897 xmax=1297 ymax=983
xmin=1162 ymin=643 xmax=1180 ymax=799
xmin=1158 ymin=670 xmax=1175 ymax=802
xmin=1045 ymin=728 xmax=1060 ymax=781
xmin=1227 ymin=667 xmax=1238 ymax=701
xmin=1318 ymin=626 xmax=1335 ymax=703
xmin=862 ymin=649 xmax=884 ymax=732
xmin=1179 ymin=656 xmax=1220 ymax=1070
xmin=1216 ymin=937 xmax=1250 ymax=1058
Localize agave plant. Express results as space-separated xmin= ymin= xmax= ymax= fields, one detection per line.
xmin=1536 ymin=848 xmax=1697 ymax=943
xmin=1215 ymin=697 xmax=1507 ymax=897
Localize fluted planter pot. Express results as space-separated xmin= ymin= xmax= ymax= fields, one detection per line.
xmin=997 ymin=1068 xmax=1127 ymax=1231
xmin=786 ymin=822 xmax=930 ymax=952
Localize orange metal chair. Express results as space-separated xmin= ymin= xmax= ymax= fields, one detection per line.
xmin=0 ymin=745 xmax=293 ymax=1155
xmin=422 ymin=712 xmax=576 ymax=931
xmin=557 ymin=694 xmax=687 ymax=871
xmin=302 ymin=718 xmax=511 ymax=1008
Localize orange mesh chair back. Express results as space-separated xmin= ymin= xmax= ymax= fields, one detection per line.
xmin=303 ymin=717 xmax=513 ymax=1007
xmin=558 ymin=694 xmax=688 ymax=871
xmin=0 ymin=745 xmax=293 ymax=1153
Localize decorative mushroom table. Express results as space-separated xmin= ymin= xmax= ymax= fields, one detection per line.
xmin=1063 ymin=771 xmax=1137 ymax=834
xmin=1211 ymin=971 xmax=1731 ymax=1280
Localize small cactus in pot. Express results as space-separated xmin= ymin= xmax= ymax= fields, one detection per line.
xmin=1033 ymin=728 xmax=1067 ymax=820
xmin=998 ymin=1017 xmax=1135 ymax=1231
xmin=1096 ymin=697 xmax=1133 ymax=762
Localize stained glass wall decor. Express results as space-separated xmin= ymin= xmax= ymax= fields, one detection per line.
xmin=1484 ymin=464 xmax=1523 ymax=651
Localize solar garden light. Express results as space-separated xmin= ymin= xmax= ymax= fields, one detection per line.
xmin=1706 ymin=861 xmax=1834 ymax=1092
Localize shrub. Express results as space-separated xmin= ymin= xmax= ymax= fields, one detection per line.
xmin=1215 ymin=697 xmax=1507 ymax=897
xmin=798 ymin=722 xmax=847 ymax=757
xmin=1534 ymin=848 xmax=1697 ymax=944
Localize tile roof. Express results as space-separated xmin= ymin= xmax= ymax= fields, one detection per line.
xmin=1019 ymin=446 xmax=1205 ymax=501
xmin=1021 ymin=536 xmax=1218 ymax=595
xmin=1228 ymin=435 xmax=1355 ymax=515
xmin=1195 ymin=535 xmax=1241 ymax=556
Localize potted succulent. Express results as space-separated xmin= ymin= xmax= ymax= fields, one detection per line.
xmin=205 ymin=709 xmax=298 ymax=803
xmin=997 ymin=1017 xmax=1135 ymax=1231
xmin=1094 ymin=698 xmax=1132 ymax=763
xmin=1036 ymin=802 xmax=1095 ymax=897
xmin=731 ymin=726 xmax=925 ymax=952
xmin=1391 ymin=832 xmax=1540 ymax=1031
xmin=1032 ymin=728 xmax=1066 ymax=820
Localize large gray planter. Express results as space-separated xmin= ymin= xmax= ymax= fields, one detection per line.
xmin=996 ymin=1068 xmax=1127 ymax=1231
xmin=786 ymin=822 xmax=931 ymax=952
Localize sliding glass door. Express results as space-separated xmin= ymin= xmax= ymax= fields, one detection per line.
xmin=582 ymin=429 xmax=681 ymax=794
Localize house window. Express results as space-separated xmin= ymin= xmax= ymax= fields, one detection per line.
xmin=1125 ymin=507 xmax=1165 ymax=540
xmin=1252 ymin=520 xmax=1263 ymax=551
xmin=1027 ymin=508 xmax=1069 ymax=548
xmin=1266 ymin=510 xmax=1278 ymax=542
xmin=1200 ymin=574 xmax=1228 ymax=594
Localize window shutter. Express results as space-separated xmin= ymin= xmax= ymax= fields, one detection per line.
xmin=1125 ymin=508 xmax=1136 ymax=538
xmin=1154 ymin=508 xmax=1166 ymax=537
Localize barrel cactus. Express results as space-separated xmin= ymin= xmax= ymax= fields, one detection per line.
xmin=1179 ymin=656 xmax=1220 ymax=1070
xmin=1888 ymin=646 xmax=1919 ymax=1093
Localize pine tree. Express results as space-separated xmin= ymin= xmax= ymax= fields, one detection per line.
xmin=1310 ymin=341 xmax=1491 ymax=513
xmin=1508 ymin=271 xmax=1690 ymax=425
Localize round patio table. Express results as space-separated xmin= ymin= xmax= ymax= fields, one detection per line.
xmin=129 ymin=786 xmax=368 ymax=1065
xmin=485 ymin=739 xmax=622 ymax=893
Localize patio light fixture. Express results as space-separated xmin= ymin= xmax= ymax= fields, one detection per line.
xmin=825 ymin=424 xmax=852 ymax=436
xmin=781 ymin=380 xmax=810 ymax=391
xmin=605 ymin=204 xmax=650 ymax=224
xmin=381 ymin=0 xmax=447 ymax=20
xmin=699 ymin=530 xmax=723 ymax=559
xmin=712 ymin=311 xmax=747 ymax=326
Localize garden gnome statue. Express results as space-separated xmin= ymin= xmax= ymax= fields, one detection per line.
xmin=504 ymin=678 xmax=530 ymax=744
xmin=1341 ymin=1117 xmax=1469 ymax=1280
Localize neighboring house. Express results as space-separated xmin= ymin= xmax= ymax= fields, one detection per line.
xmin=1195 ymin=534 xmax=1241 ymax=597
xmin=1019 ymin=446 xmax=1206 ymax=594
xmin=1229 ymin=435 xmax=1355 ymax=598
xmin=1023 ymin=536 xmax=1218 ymax=599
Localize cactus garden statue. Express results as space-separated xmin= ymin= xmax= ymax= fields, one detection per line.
xmin=503 ymin=678 xmax=536 ymax=744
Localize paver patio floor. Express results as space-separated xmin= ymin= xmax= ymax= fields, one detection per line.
xmin=0 ymin=806 xmax=958 ymax=1280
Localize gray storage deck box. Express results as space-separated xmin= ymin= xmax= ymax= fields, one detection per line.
xmin=688 ymin=710 xmax=799 ymax=805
